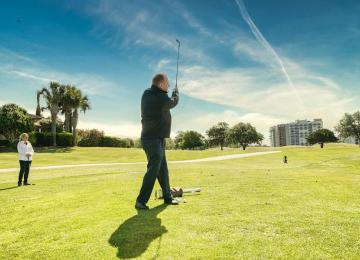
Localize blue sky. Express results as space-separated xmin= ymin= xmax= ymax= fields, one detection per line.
xmin=0 ymin=0 xmax=359 ymax=143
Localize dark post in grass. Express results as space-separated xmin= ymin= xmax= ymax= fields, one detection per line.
xmin=283 ymin=155 xmax=288 ymax=164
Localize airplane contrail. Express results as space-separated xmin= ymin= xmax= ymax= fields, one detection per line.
xmin=234 ymin=0 xmax=305 ymax=111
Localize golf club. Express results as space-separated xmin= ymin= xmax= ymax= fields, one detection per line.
xmin=155 ymin=187 xmax=201 ymax=200
xmin=175 ymin=39 xmax=180 ymax=91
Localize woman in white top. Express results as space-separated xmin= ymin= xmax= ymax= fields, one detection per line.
xmin=17 ymin=133 xmax=34 ymax=186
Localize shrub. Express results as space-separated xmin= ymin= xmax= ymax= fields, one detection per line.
xmin=165 ymin=138 xmax=175 ymax=150
xmin=125 ymin=138 xmax=135 ymax=148
xmin=0 ymin=103 xmax=34 ymax=142
xmin=99 ymin=136 xmax=135 ymax=148
xmin=38 ymin=118 xmax=63 ymax=133
xmin=29 ymin=132 xmax=36 ymax=144
xmin=77 ymin=129 xmax=134 ymax=148
xmin=34 ymin=132 xmax=74 ymax=147
xmin=34 ymin=132 xmax=53 ymax=146
xmin=77 ymin=129 xmax=104 ymax=147
xmin=175 ymin=131 xmax=206 ymax=150
xmin=0 ymin=140 xmax=9 ymax=147
xmin=99 ymin=136 xmax=125 ymax=147
xmin=57 ymin=132 xmax=74 ymax=146
xmin=134 ymin=138 xmax=142 ymax=148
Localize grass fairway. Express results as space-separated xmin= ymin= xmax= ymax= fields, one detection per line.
xmin=0 ymin=144 xmax=359 ymax=259
xmin=0 ymin=146 xmax=274 ymax=169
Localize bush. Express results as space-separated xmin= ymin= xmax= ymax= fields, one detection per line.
xmin=28 ymin=132 xmax=36 ymax=144
xmin=38 ymin=118 xmax=63 ymax=133
xmin=34 ymin=132 xmax=74 ymax=147
xmin=77 ymin=129 xmax=134 ymax=148
xmin=134 ymin=138 xmax=142 ymax=148
xmin=99 ymin=136 xmax=125 ymax=147
xmin=0 ymin=139 xmax=10 ymax=147
xmin=181 ymin=131 xmax=206 ymax=150
xmin=34 ymin=132 xmax=53 ymax=146
xmin=0 ymin=134 xmax=34 ymax=149
xmin=0 ymin=103 xmax=34 ymax=142
xmin=57 ymin=132 xmax=73 ymax=146
xmin=165 ymin=138 xmax=175 ymax=150
xmin=77 ymin=129 xmax=104 ymax=147
xmin=99 ymin=136 xmax=134 ymax=148
xmin=125 ymin=138 xmax=135 ymax=148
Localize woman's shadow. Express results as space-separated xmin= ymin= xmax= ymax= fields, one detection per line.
xmin=108 ymin=204 xmax=168 ymax=259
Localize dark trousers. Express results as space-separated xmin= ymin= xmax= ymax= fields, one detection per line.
xmin=137 ymin=138 xmax=171 ymax=204
xmin=18 ymin=160 xmax=32 ymax=184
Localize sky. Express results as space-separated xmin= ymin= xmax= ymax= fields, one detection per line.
xmin=0 ymin=0 xmax=359 ymax=144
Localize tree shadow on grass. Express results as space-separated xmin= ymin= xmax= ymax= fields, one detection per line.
xmin=109 ymin=204 xmax=168 ymax=259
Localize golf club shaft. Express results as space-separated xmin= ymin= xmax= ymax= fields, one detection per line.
xmin=175 ymin=39 xmax=180 ymax=90
xmin=183 ymin=188 xmax=201 ymax=193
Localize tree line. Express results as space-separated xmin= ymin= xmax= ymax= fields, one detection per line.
xmin=305 ymin=111 xmax=360 ymax=148
xmin=0 ymin=81 xmax=90 ymax=147
xmin=36 ymin=82 xmax=90 ymax=146
xmin=171 ymin=122 xmax=264 ymax=150
xmin=1 ymin=93 xmax=360 ymax=149
xmin=172 ymin=111 xmax=360 ymax=150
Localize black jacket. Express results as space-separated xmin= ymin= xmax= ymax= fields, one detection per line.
xmin=141 ymin=85 xmax=179 ymax=139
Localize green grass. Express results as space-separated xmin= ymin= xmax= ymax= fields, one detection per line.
xmin=0 ymin=144 xmax=359 ymax=259
xmin=0 ymin=146 xmax=275 ymax=169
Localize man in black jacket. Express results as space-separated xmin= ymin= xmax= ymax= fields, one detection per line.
xmin=135 ymin=74 xmax=179 ymax=210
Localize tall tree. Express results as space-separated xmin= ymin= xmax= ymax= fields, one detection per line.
xmin=335 ymin=111 xmax=360 ymax=147
xmin=71 ymin=89 xmax=91 ymax=146
xmin=61 ymin=85 xmax=77 ymax=132
xmin=206 ymin=122 xmax=229 ymax=150
xmin=307 ymin=129 xmax=338 ymax=148
xmin=174 ymin=131 xmax=185 ymax=149
xmin=227 ymin=122 xmax=263 ymax=150
xmin=38 ymin=82 xmax=65 ymax=146
xmin=0 ymin=104 xmax=34 ymax=143
xmin=36 ymin=91 xmax=42 ymax=117
xmin=181 ymin=131 xmax=205 ymax=150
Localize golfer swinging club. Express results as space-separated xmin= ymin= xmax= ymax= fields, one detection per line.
xmin=135 ymin=73 xmax=179 ymax=209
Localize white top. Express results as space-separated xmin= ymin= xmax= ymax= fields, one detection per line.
xmin=17 ymin=141 xmax=34 ymax=161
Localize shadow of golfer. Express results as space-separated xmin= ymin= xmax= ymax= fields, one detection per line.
xmin=0 ymin=186 xmax=18 ymax=191
xmin=108 ymin=204 xmax=168 ymax=259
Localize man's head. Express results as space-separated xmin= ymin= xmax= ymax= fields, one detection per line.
xmin=152 ymin=73 xmax=169 ymax=92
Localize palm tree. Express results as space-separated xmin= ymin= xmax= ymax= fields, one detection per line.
xmin=38 ymin=82 xmax=65 ymax=146
xmin=61 ymin=85 xmax=77 ymax=133
xmin=71 ymin=89 xmax=91 ymax=146
xmin=36 ymin=91 xmax=42 ymax=117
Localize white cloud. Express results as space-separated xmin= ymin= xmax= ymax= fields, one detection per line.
xmin=234 ymin=39 xmax=276 ymax=69
xmin=154 ymin=58 xmax=171 ymax=71
xmin=0 ymin=46 xmax=36 ymax=63
xmin=85 ymin=1 xmax=211 ymax=64
xmin=180 ymin=64 xmax=356 ymax=136
xmin=0 ymin=47 xmax=121 ymax=96
xmin=77 ymin=120 xmax=141 ymax=138
xmin=195 ymin=111 xmax=285 ymax=129
xmin=167 ymin=1 xmax=213 ymax=39
xmin=234 ymin=0 xmax=298 ymax=96
xmin=1 ymin=2 xmax=358 ymax=146
xmin=9 ymin=70 xmax=52 ymax=82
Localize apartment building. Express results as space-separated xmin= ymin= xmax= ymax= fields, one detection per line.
xmin=270 ymin=119 xmax=323 ymax=147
